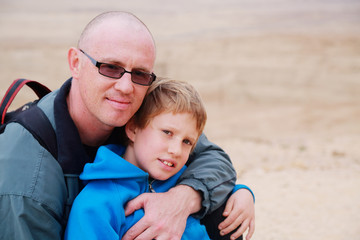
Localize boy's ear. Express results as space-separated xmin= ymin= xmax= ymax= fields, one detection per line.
xmin=125 ymin=119 xmax=137 ymax=143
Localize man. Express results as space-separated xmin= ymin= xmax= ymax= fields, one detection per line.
xmin=0 ymin=11 xmax=254 ymax=240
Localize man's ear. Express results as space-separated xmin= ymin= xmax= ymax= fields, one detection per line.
xmin=68 ymin=47 xmax=81 ymax=79
xmin=125 ymin=119 xmax=137 ymax=143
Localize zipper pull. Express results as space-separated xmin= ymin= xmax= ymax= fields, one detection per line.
xmin=149 ymin=179 xmax=156 ymax=193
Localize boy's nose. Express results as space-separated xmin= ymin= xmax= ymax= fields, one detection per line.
xmin=168 ymin=140 xmax=182 ymax=156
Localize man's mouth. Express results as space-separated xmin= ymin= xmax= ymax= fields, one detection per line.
xmin=106 ymin=97 xmax=131 ymax=110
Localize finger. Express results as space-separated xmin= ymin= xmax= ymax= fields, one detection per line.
xmin=122 ymin=218 xmax=148 ymax=240
xmin=222 ymin=195 xmax=235 ymax=217
xmin=132 ymin=226 xmax=158 ymax=240
xmin=230 ymin=219 xmax=250 ymax=240
xmin=124 ymin=194 xmax=147 ymax=216
xmin=245 ymin=219 xmax=255 ymax=240
xmin=219 ymin=207 xmax=241 ymax=231
xmin=220 ymin=214 xmax=245 ymax=236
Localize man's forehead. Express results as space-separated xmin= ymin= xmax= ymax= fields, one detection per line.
xmin=79 ymin=13 xmax=154 ymax=49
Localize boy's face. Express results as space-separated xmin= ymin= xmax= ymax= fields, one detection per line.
xmin=126 ymin=112 xmax=199 ymax=181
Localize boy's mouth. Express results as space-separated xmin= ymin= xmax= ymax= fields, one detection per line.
xmin=160 ymin=159 xmax=174 ymax=167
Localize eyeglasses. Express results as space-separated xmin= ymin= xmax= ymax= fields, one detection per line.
xmin=79 ymin=49 xmax=156 ymax=86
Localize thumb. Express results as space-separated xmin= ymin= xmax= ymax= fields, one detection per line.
xmin=124 ymin=194 xmax=146 ymax=216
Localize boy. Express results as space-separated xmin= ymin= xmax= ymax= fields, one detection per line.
xmin=65 ymin=78 xmax=211 ymax=239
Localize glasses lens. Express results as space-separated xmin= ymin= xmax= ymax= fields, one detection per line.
xmin=132 ymin=71 xmax=154 ymax=86
xmin=99 ymin=64 xmax=124 ymax=78
xmin=99 ymin=63 xmax=155 ymax=86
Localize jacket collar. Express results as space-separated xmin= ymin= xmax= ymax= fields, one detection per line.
xmin=54 ymin=78 xmax=90 ymax=174
xmin=53 ymin=78 xmax=125 ymax=174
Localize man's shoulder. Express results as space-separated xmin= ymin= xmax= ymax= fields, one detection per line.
xmin=37 ymin=89 xmax=59 ymax=127
xmin=0 ymin=122 xmax=65 ymax=211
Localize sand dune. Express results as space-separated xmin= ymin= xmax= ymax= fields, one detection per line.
xmin=1 ymin=1 xmax=360 ymax=239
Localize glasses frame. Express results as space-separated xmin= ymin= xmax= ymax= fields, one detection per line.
xmin=79 ymin=49 xmax=156 ymax=86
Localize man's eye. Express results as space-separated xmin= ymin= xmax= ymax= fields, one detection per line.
xmin=101 ymin=64 xmax=123 ymax=75
xmin=133 ymin=70 xmax=147 ymax=77
xmin=103 ymin=64 xmax=120 ymax=70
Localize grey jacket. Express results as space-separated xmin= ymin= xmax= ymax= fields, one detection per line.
xmin=0 ymin=79 xmax=236 ymax=240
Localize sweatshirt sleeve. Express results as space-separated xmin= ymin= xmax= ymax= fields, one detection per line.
xmin=177 ymin=134 xmax=236 ymax=218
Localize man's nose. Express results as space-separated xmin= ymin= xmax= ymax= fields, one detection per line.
xmin=113 ymin=72 xmax=134 ymax=94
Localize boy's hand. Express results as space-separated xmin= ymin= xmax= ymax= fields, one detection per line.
xmin=218 ymin=188 xmax=255 ymax=240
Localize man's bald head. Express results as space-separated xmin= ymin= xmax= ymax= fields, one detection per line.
xmin=77 ymin=11 xmax=155 ymax=51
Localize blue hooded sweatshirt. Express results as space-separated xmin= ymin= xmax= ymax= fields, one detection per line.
xmin=64 ymin=144 xmax=210 ymax=240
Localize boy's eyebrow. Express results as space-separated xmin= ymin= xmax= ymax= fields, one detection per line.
xmin=185 ymin=133 xmax=198 ymax=143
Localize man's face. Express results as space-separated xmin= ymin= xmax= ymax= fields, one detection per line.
xmin=76 ymin=22 xmax=156 ymax=130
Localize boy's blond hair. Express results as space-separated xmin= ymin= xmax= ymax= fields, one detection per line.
xmin=132 ymin=78 xmax=207 ymax=139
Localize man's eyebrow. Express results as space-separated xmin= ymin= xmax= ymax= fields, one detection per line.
xmin=102 ymin=58 xmax=151 ymax=72
xmin=101 ymin=57 xmax=124 ymax=65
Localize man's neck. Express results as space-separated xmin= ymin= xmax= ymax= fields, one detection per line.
xmin=67 ymin=86 xmax=113 ymax=147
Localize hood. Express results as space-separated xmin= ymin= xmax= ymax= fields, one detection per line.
xmin=80 ymin=144 xmax=148 ymax=181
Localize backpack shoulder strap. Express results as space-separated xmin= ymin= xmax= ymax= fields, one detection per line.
xmin=11 ymin=105 xmax=58 ymax=160
xmin=1 ymin=78 xmax=51 ymax=124
xmin=0 ymin=78 xmax=57 ymax=159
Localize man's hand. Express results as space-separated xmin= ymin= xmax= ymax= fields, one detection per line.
xmin=122 ymin=185 xmax=202 ymax=240
xmin=218 ymin=189 xmax=255 ymax=240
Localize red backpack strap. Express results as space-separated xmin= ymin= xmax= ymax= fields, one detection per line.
xmin=0 ymin=79 xmax=51 ymax=124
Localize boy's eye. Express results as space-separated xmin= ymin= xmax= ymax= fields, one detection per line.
xmin=183 ymin=139 xmax=193 ymax=146
xmin=162 ymin=130 xmax=171 ymax=135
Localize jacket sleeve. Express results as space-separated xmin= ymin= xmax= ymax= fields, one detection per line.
xmin=178 ymin=134 xmax=236 ymax=218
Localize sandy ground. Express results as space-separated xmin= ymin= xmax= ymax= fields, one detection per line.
xmin=1 ymin=0 xmax=360 ymax=239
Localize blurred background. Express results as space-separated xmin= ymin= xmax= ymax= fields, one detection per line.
xmin=1 ymin=0 xmax=360 ymax=239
